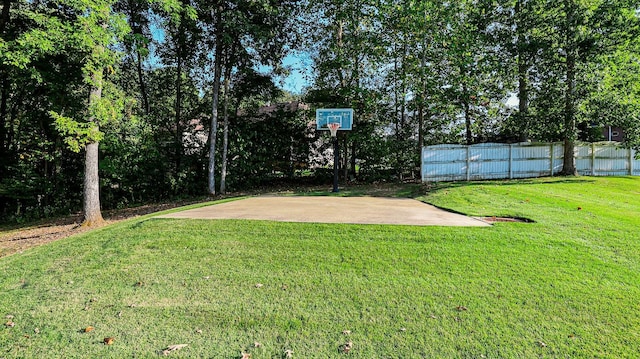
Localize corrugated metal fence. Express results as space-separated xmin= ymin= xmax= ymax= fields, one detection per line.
xmin=422 ymin=142 xmax=640 ymax=182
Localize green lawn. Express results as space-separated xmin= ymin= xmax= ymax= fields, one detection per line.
xmin=1 ymin=177 xmax=639 ymax=358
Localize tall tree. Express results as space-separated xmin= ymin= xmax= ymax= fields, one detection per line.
xmin=304 ymin=0 xmax=382 ymax=179
xmin=53 ymin=1 xmax=129 ymax=226
xmin=115 ymin=0 xmax=152 ymax=115
xmin=197 ymin=0 xmax=299 ymax=195
xmin=548 ymin=0 xmax=638 ymax=174
xmin=2 ymin=0 xmax=129 ymax=225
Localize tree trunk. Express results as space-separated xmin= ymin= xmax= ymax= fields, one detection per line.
xmin=220 ymin=64 xmax=231 ymax=195
xmin=208 ymin=6 xmax=224 ymax=195
xmin=0 ymin=0 xmax=9 ymax=157
xmin=561 ymin=1 xmax=578 ymax=176
xmin=0 ymin=74 xmax=7 ymax=157
xmin=0 ymin=0 xmax=10 ymax=33
xmin=136 ymin=49 xmax=149 ymax=115
xmin=174 ymin=19 xmax=184 ymax=178
xmin=83 ymin=141 xmax=103 ymax=226
xmin=515 ymin=0 xmax=530 ymax=142
xmin=336 ymin=18 xmax=345 ymax=93
xmin=392 ymin=52 xmax=402 ymax=178
xmin=418 ymin=104 xmax=424 ymax=149
xmin=399 ymin=48 xmax=407 ymax=180
xmin=562 ymin=48 xmax=578 ymax=176
xmin=127 ymin=0 xmax=149 ymax=115
xmin=336 ymin=17 xmax=350 ymax=180
xmin=418 ymin=45 xmax=426 ymax=152
xmin=517 ymin=58 xmax=529 ymax=142
xmin=83 ymin=72 xmax=104 ymax=226
xmin=463 ymin=82 xmax=472 ymax=145
xmin=350 ymin=139 xmax=356 ymax=179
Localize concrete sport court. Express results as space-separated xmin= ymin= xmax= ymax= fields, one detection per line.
xmin=158 ymin=196 xmax=490 ymax=227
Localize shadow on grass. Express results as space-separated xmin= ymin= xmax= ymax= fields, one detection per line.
xmin=296 ymin=177 xmax=598 ymax=200
xmin=294 ymin=182 xmax=426 ymax=198
xmin=425 ymin=176 xmax=597 ymax=192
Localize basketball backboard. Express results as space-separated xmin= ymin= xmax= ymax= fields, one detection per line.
xmin=316 ymin=108 xmax=353 ymax=130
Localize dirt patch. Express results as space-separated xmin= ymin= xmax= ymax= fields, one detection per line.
xmin=0 ymin=200 xmax=206 ymax=258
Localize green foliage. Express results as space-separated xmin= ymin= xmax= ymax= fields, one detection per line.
xmin=2 ymin=0 xmax=640 ymax=221
xmin=50 ymin=112 xmax=103 ymax=153
xmin=226 ymin=105 xmax=315 ymax=189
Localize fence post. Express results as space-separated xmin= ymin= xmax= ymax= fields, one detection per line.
xmin=630 ymin=148 xmax=634 ymax=176
xmin=509 ymin=144 xmax=513 ymax=179
xmin=550 ymin=143 xmax=554 ymax=176
xmin=591 ymin=143 xmax=596 ymax=176
xmin=466 ymin=146 xmax=471 ymax=181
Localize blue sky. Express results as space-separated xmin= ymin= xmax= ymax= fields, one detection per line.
xmin=278 ymin=51 xmax=312 ymax=95
xmin=150 ymin=22 xmax=311 ymax=95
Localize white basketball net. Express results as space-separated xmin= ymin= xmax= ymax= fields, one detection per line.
xmin=328 ymin=122 xmax=340 ymax=137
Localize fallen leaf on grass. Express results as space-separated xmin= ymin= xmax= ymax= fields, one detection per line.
xmin=5 ymin=315 xmax=14 ymax=319
xmin=281 ymin=285 xmax=288 ymax=291
xmin=284 ymin=349 xmax=294 ymax=358
xmin=399 ymin=327 xmax=407 ymax=332
xmin=103 ymin=337 xmax=115 ymax=345
xmin=456 ymin=306 xmax=468 ymax=311
xmin=342 ymin=330 xmax=351 ymax=335
xmin=255 ymin=283 xmax=263 ymax=288
xmin=84 ymin=326 xmax=94 ymax=333
xmin=5 ymin=321 xmax=15 ymax=328
xmin=195 ymin=329 xmax=203 ymax=334
xmin=240 ymin=352 xmax=251 ymax=359
xmin=538 ymin=341 xmax=547 ymax=348
xmin=341 ymin=341 xmax=353 ymax=353
xmin=253 ymin=342 xmax=262 ymax=348
xmin=34 ymin=328 xmax=40 ymax=334
xmin=162 ymin=344 xmax=188 ymax=355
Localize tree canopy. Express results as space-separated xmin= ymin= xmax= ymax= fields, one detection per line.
xmin=1 ymin=0 xmax=639 ymax=222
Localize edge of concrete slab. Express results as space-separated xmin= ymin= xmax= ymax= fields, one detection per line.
xmin=157 ymin=196 xmax=490 ymax=227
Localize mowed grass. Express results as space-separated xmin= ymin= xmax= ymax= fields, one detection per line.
xmin=1 ymin=177 xmax=640 ymax=358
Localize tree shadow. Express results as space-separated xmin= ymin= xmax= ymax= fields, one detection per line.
xmin=425 ymin=176 xmax=596 ymax=192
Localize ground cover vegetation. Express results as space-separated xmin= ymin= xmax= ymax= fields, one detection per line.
xmin=1 ymin=177 xmax=639 ymax=357
xmin=1 ymin=1 xmax=639 ymax=223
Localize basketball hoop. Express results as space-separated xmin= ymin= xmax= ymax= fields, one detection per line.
xmin=328 ymin=122 xmax=340 ymax=137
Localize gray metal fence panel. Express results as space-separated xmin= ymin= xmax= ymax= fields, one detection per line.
xmin=422 ymin=142 xmax=639 ymax=182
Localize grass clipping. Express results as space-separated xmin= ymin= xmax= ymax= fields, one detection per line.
xmin=162 ymin=344 xmax=188 ymax=355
